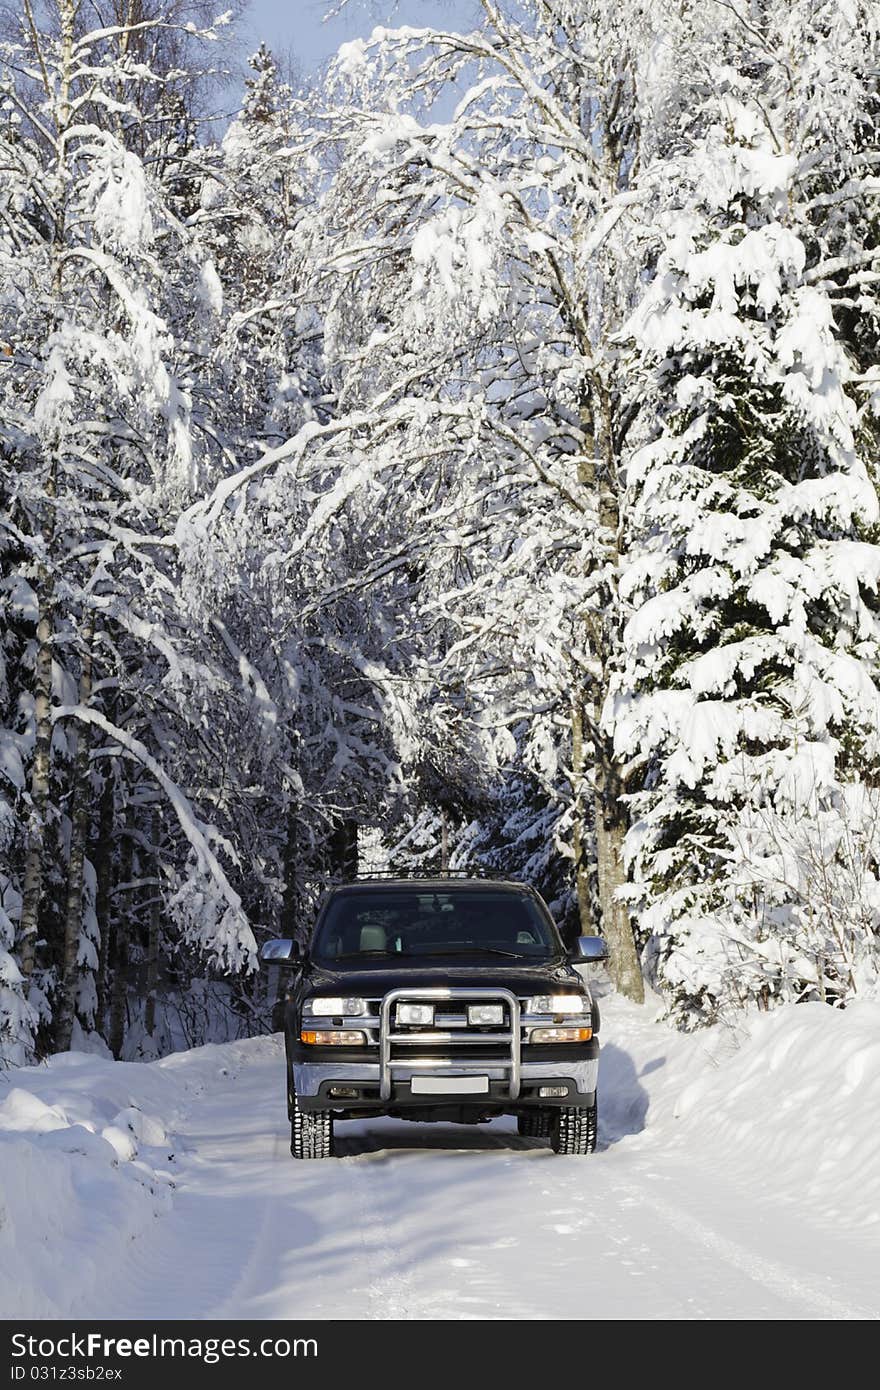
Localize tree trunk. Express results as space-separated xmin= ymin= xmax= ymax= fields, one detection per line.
xmin=329 ymin=818 xmax=358 ymax=880
xmin=440 ymin=805 xmax=449 ymax=871
xmin=570 ymin=698 xmax=595 ymax=937
xmin=144 ymin=809 xmax=161 ymax=1038
xmin=93 ymin=773 xmax=115 ymax=1032
xmin=577 ymin=382 xmax=644 ymax=1001
xmin=594 ymin=738 xmax=644 ymax=1002
xmin=18 ymin=591 xmax=54 ymax=980
xmin=19 ymin=0 xmax=73 ymax=985
xmin=280 ymin=799 xmax=299 ymax=937
xmin=108 ymin=814 xmax=133 ymax=1059
xmin=54 ymin=618 xmax=95 ymax=1051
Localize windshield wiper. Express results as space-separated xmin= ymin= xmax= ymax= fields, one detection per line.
xmin=330 ymin=946 xmax=541 ymax=962
xmin=437 ymin=947 xmax=530 ymax=960
xmin=332 ymin=949 xmax=425 ymax=960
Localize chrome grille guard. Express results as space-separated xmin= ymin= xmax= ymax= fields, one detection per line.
xmin=379 ymin=987 xmax=521 ymax=1102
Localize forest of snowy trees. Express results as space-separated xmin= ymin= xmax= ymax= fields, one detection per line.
xmin=2 ymin=0 xmax=880 ymax=1066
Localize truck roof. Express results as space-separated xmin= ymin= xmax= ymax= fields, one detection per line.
xmin=328 ymin=877 xmax=532 ymax=894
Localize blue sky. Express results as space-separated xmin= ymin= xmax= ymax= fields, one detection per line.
xmin=240 ymin=0 xmax=480 ymax=74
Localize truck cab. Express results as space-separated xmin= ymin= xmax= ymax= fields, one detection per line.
xmin=260 ymin=875 xmax=605 ymax=1158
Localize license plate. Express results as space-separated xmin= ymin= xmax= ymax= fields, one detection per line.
xmin=411 ymin=1075 xmax=490 ymax=1095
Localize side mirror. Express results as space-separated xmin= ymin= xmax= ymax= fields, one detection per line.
xmin=572 ymin=935 xmax=608 ymax=962
xmin=259 ymin=938 xmax=301 ymax=967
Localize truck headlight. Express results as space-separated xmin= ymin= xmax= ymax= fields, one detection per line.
xmin=302 ymin=997 xmax=367 ymax=1017
xmin=530 ymin=1027 xmax=592 ymax=1043
xmin=396 ymin=1003 xmax=434 ymax=1026
xmin=527 ymin=994 xmax=589 ymax=1016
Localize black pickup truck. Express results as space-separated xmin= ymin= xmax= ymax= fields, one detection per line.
xmin=260 ymin=876 xmax=605 ymax=1159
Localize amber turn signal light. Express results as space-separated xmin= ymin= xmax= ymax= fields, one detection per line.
xmin=300 ymin=1029 xmax=367 ymax=1045
xmin=529 ymin=1027 xmax=592 ymax=1043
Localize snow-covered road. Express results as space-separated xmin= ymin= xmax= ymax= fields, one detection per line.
xmin=30 ymin=996 xmax=872 ymax=1322
xmin=3 ymin=994 xmax=879 ymax=1320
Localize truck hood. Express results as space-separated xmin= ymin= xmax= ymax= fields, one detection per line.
xmin=304 ymin=954 xmax=584 ymax=998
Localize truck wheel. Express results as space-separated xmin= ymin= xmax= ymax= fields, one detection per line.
xmin=551 ymin=1101 xmax=597 ymax=1155
xmin=290 ymin=1091 xmax=334 ymax=1159
xmin=517 ymin=1110 xmax=553 ymax=1138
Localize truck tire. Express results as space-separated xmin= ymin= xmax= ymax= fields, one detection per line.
xmin=517 ymin=1110 xmax=553 ymax=1138
xmin=290 ymin=1091 xmax=334 ymax=1159
xmin=550 ymin=1101 xmax=597 ymax=1155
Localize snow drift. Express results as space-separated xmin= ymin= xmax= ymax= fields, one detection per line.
xmin=601 ymin=995 xmax=880 ymax=1233
xmin=0 ymin=1040 xmax=259 ymax=1318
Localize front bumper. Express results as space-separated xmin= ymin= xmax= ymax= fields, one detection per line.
xmin=292 ymin=1056 xmax=598 ymax=1111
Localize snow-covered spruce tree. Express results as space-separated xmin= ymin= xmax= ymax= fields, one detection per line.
xmin=615 ymin=0 xmax=880 ymax=1023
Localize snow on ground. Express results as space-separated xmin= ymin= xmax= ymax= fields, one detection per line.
xmin=1 ymin=994 xmax=878 ymax=1320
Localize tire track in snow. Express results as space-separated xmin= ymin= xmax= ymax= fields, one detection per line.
xmin=205 ymin=1194 xmax=280 ymax=1320
xmin=338 ymin=1120 xmax=563 ymax=1319
xmin=338 ymin=1130 xmax=421 ymax=1319
xmin=613 ymin=1179 xmax=879 ymax=1321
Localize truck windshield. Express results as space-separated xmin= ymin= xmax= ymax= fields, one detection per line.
xmin=312 ymin=890 xmax=561 ymax=961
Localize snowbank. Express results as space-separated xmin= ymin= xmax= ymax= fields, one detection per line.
xmin=600 ymin=993 xmax=880 ymax=1232
xmin=0 ymin=1041 xmax=255 ymax=1318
